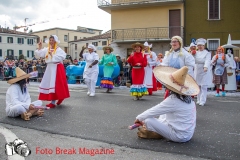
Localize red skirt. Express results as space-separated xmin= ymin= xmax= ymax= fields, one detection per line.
xmin=39 ymin=63 xmax=70 ymax=101
xmin=132 ymin=68 xmax=145 ymax=84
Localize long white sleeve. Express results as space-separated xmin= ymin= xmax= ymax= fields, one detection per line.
xmin=35 ymin=47 xmax=48 ymax=58
xmin=136 ymin=97 xmax=176 ymax=121
xmin=204 ymin=52 xmax=211 ymax=69
xmin=148 ymin=52 xmax=157 ymax=67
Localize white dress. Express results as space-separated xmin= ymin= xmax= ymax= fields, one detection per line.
xmin=6 ymin=84 xmax=42 ymax=117
xmin=225 ymin=53 xmax=237 ymax=90
xmin=144 ymin=51 xmax=157 ymax=88
xmin=136 ymin=95 xmax=196 ymax=142
xmin=35 ymin=47 xmax=66 ymax=94
xmin=82 ymin=52 xmax=99 ymax=82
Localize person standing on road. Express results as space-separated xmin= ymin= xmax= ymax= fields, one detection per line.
xmin=127 ymin=42 xmax=148 ymax=100
xmin=211 ymin=46 xmax=230 ymax=97
xmin=134 ymin=66 xmax=199 ymax=142
xmin=35 ymin=35 xmax=70 ymax=108
xmin=99 ymin=46 xmax=117 ymax=93
xmin=143 ymin=42 xmax=157 ymax=95
xmin=80 ymin=44 xmax=99 ymax=97
xmin=161 ymin=36 xmax=195 ymax=99
xmin=6 ymin=67 xmax=44 ymax=120
xmin=193 ymin=38 xmax=212 ymax=106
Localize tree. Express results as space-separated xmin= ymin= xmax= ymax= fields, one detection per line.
xmin=19 ymin=54 xmax=25 ymax=60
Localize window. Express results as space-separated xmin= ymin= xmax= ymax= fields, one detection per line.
xmin=19 ymin=50 xmax=23 ymax=55
xmin=75 ymin=52 xmax=77 ymax=59
xmin=102 ymin=41 xmax=107 ymax=46
xmin=43 ymin=36 xmax=47 ymax=42
xmin=75 ymin=44 xmax=77 ymax=50
xmin=37 ymin=37 xmax=40 ymax=43
xmin=208 ymin=0 xmax=220 ymax=20
xmin=7 ymin=37 xmax=13 ymax=43
xmin=0 ymin=49 xmax=2 ymax=57
xmin=64 ymin=35 xmax=68 ymax=42
xmin=74 ymin=36 xmax=77 ymax=40
xmin=27 ymin=39 xmax=34 ymax=45
xmin=7 ymin=49 xmax=14 ymax=56
xmin=18 ymin=38 xmax=24 ymax=44
xmin=27 ymin=50 xmax=34 ymax=58
xmin=207 ymin=39 xmax=220 ymax=51
xmin=0 ymin=36 xmax=1 ymax=42
xmin=92 ymin=42 xmax=98 ymax=46
xmin=86 ymin=43 xmax=88 ymax=47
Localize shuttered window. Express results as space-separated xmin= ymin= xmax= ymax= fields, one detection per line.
xmin=209 ymin=0 xmax=220 ymax=19
xmin=207 ymin=39 xmax=220 ymax=51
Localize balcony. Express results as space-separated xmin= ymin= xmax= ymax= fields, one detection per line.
xmin=98 ymin=0 xmax=183 ymax=13
xmin=111 ymin=26 xmax=184 ymax=42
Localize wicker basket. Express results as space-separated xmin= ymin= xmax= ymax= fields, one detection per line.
xmin=227 ymin=72 xmax=233 ymax=76
xmin=126 ymin=83 xmax=131 ymax=88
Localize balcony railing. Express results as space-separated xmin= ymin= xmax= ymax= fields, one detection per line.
xmin=111 ymin=27 xmax=184 ymax=42
xmin=97 ymin=0 xmax=183 ymax=6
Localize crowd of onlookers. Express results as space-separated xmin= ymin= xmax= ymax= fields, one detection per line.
xmin=0 ymin=55 xmax=132 ymax=86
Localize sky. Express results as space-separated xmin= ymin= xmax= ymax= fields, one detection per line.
xmin=0 ymin=0 xmax=111 ymax=33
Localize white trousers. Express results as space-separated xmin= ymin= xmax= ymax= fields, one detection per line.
xmin=6 ymin=100 xmax=42 ymax=117
xmin=85 ymin=78 xmax=96 ymax=94
xmin=197 ymin=85 xmax=208 ymax=104
xmin=144 ymin=118 xmax=189 ymax=142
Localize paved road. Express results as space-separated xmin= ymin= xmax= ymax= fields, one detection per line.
xmin=0 ymin=81 xmax=239 ymax=160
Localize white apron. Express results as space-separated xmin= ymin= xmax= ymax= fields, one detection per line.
xmin=39 ymin=63 xmax=58 ymax=94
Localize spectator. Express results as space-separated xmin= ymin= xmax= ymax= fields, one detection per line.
xmin=36 ymin=60 xmax=44 ymax=78
xmin=114 ymin=54 xmax=124 ymax=86
xmin=41 ymin=59 xmax=47 ymax=74
xmin=63 ymin=59 xmax=70 ymax=69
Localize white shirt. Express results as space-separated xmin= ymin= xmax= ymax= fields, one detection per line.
xmin=6 ymin=84 xmax=31 ymax=111
xmin=35 ymin=47 xmax=66 ymax=63
xmin=136 ymin=95 xmax=196 ymax=140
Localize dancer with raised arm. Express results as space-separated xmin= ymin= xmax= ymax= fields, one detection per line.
xmin=35 ymin=35 xmax=70 ymax=108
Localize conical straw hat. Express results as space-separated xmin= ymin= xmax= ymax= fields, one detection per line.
xmin=153 ymin=66 xmax=200 ymax=96
xmin=7 ymin=67 xmax=31 ymax=84
xmin=131 ymin=42 xmax=144 ymax=49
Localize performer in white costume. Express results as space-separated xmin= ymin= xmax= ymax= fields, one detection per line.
xmin=6 ymin=67 xmax=44 ymax=120
xmin=80 ymin=44 xmax=99 ymax=97
xmin=143 ymin=42 xmax=157 ymax=95
xmin=134 ymin=66 xmax=199 ymax=142
xmin=161 ymin=36 xmax=195 ymax=99
xmin=194 ymin=38 xmax=212 ymax=106
xmin=225 ymin=49 xmax=237 ymax=91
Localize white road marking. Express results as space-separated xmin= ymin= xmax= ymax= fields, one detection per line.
xmin=0 ymin=126 xmax=25 ymax=160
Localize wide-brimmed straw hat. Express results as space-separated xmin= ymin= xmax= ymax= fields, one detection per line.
xmin=103 ymin=46 xmax=113 ymax=52
xmin=7 ymin=67 xmax=31 ymax=84
xmin=131 ymin=42 xmax=144 ymax=49
xmin=153 ymin=66 xmax=200 ymax=96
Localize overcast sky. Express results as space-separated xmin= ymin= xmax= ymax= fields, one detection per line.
xmin=0 ymin=0 xmax=111 ymax=33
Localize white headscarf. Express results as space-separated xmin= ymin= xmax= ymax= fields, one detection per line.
xmin=45 ymin=35 xmax=60 ymax=43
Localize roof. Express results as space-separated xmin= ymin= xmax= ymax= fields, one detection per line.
xmin=0 ymin=27 xmax=38 ymax=37
xmin=32 ymin=27 xmax=103 ymax=34
xmin=69 ymin=30 xmax=111 ymax=42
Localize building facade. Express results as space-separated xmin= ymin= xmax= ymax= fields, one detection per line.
xmin=31 ymin=26 xmax=103 ymax=58
xmin=185 ymin=0 xmax=240 ymax=56
xmin=69 ymin=31 xmax=111 ymax=60
xmin=0 ymin=27 xmax=38 ymax=61
xmin=98 ymin=0 xmax=184 ymax=58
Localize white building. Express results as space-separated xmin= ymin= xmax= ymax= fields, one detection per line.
xmin=69 ymin=31 xmax=111 ymax=60
xmin=0 ymin=27 xmax=38 ymax=61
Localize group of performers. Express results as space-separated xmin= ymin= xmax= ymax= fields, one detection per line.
xmin=4 ymin=34 xmax=238 ymax=143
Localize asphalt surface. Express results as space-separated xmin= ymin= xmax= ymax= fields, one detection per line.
xmin=0 ymin=81 xmax=239 ymax=160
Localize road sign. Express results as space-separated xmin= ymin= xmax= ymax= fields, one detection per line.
xmin=191 ymin=38 xmax=196 ymax=44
